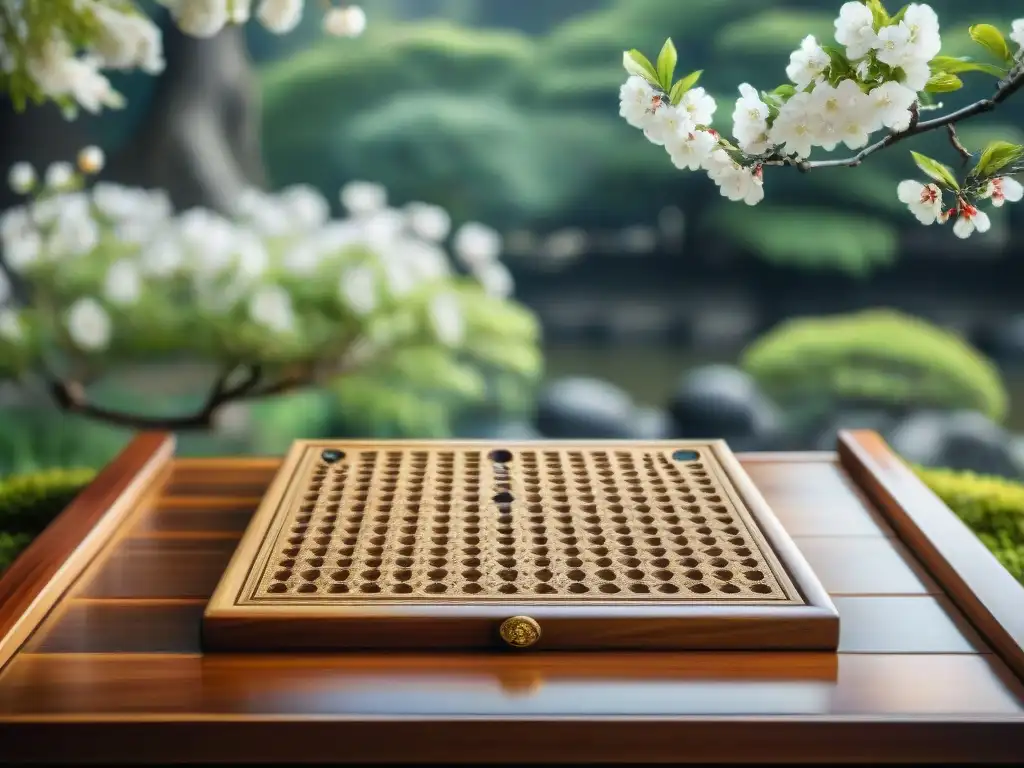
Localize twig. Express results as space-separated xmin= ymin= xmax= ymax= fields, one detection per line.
xmin=763 ymin=66 xmax=1024 ymax=171
xmin=947 ymin=124 xmax=972 ymax=166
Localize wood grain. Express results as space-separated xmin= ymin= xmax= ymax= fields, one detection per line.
xmin=0 ymin=433 xmax=174 ymax=672
xmin=838 ymin=430 xmax=1024 ymax=680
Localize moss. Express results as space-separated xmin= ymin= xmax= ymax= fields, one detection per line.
xmin=741 ymin=309 xmax=1008 ymax=422
xmin=0 ymin=468 xmax=95 ymax=572
xmin=916 ymin=465 xmax=1024 ymax=583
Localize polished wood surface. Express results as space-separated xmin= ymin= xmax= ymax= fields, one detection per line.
xmin=0 ymin=433 xmax=174 ymax=672
xmin=839 ymin=429 xmax=1024 ymax=682
xmin=0 ymin=434 xmax=1021 ymax=762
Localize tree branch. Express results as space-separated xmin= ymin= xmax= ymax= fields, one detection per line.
xmin=763 ymin=65 xmax=1024 ymax=172
xmin=45 ymin=363 xmax=313 ymax=431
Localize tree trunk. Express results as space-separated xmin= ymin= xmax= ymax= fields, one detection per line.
xmin=0 ymin=21 xmax=266 ymax=218
xmin=106 ymin=22 xmax=267 ymax=213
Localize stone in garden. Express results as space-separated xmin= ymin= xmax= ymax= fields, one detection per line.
xmin=535 ymin=377 xmax=636 ymax=438
xmin=887 ymin=410 xmax=1024 ymax=480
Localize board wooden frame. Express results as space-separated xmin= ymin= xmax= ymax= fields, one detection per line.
xmin=202 ymin=440 xmax=840 ymax=652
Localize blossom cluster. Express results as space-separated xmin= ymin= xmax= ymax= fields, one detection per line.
xmin=619 ymin=1 xmax=1024 ymax=239
xmin=0 ymin=0 xmax=365 ymax=117
xmin=0 ymin=147 xmax=511 ymax=372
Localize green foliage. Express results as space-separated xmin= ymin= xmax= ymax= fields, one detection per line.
xmin=333 ymin=94 xmax=571 ymax=226
xmin=0 ymin=408 xmax=132 ymax=475
xmin=328 ymin=286 xmax=542 ymax=437
xmin=0 ymin=467 xmax=95 ymax=572
xmin=972 ymin=141 xmax=1024 ymax=179
xmin=916 ymin=466 xmax=1024 ymax=583
xmin=741 ymin=309 xmax=1009 ymax=421
xmin=705 ymin=205 xmax=899 ymax=275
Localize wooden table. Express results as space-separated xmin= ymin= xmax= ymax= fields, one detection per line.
xmin=0 ymin=431 xmax=1022 ymax=763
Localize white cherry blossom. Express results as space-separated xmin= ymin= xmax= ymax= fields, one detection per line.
xmin=45 ymin=162 xmax=75 ymax=190
xmin=902 ymin=4 xmax=942 ymax=62
xmin=874 ymin=23 xmax=914 ymax=68
xmin=679 ymin=87 xmax=717 ymax=126
xmin=732 ymin=84 xmax=771 ymax=154
xmin=405 ymin=202 xmax=451 ymax=242
xmin=619 ymin=75 xmax=660 ymax=130
xmin=340 ymin=181 xmax=387 ymax=216
xmin=981 ymin=177 xmax=1024 ymax=207
xmin=644 ymin=104 xmax=694 ymax=147
xmin=7 ymin=162 xmax=35 ymax=194
xmin=1012 ymin=19 xmax=1024 ymax=50
xmin=248 ymin=285 xmax=296 ymax=334
xmin=453 ymin=222 xmax=502 ymax=266
xmin=897 ymin=180 xmax=944 ymax=224
xmin=810 ymin=80 xmax=872 ymax=150
xmin=952 ymin=204 xmax=991 ymax=239
xmin=769 ymin=93 xmax=820 ymax=159
xmin=867 ymin=81 xmax=917 ymax=132
xmin=707 ymin=150 xmax=764 ymax=206
xmin=66 ymin=297 xmax=112 ymax=351
xmin=339 ymin=265 xmax=378 ymax=316
xmin=834 ymin=2 xmax=878 ymax=59
xmin=87 ymin=1 xmax=165 ymax=74
xmin=323 ymin=5 xmax=366 ymax=38
xmin=77 ymin=146 xmax=105 ymax=175
xmin=785 ymin=35 xmax=829 ymax=90
xmin=666 ymin=129 xmax=719 ymax=171
xmin=103 ymin=259 xmax=143 ymax=304
xmin=166 ymin=0 xmax=230 ymax=38
xmin=476 ymin=262 xmax=514 ymax=299
xmin=257 ymin=0 xmax=304 ymax=35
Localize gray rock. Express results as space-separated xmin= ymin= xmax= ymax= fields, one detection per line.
xmin=886 ymin=410 xmax=1024 ymax=480
xmin=631 ymin=407 xmax=673 ymax=440
xmin=668 ymin=365 xmax=783 ymax=444
xmin=535 ymin=377 xmax=636 ymax=438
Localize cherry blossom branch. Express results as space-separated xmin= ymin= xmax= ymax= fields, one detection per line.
xmin=765 ymin=65 xmax=1024 ymax=172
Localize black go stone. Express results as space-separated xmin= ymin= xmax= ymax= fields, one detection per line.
xmin=321 ymin=449 xmax=345 ymax=464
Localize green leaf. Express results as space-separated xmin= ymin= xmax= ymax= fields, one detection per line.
xmin=772 ymin=84 xmax=798 ymax=99
xmin=822 ymin=46 xmax=853 ymax=81
xmin=890 ymin=4 xmax=909 ymax=25
xmin=930 ymin=55 xmax=1007 ymax=78
xmin=924 ymin=72 xmax=964 ymax=93
xmin=969 ymin=24 xmax=1013 ymax=64
xmin=911 ymin=151 xmax=960 ymax=190
xmin=622 ymin=49 xmax=659 ymax=84
xmin=972 ymin=141 xmax=1024 ymax=179
xmin=656 ymin=38 xmax=678 ymax=92
xmin=669 ymin=69 xmax=703 ymax=104
xmin=866 ymin=0 xmax=890 ymax=29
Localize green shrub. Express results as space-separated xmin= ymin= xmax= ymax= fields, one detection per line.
xmin=0 ymin=467 xmax=95 ymax=572
xmin=741 ymin=310 xmax=1008 ymax=422
xmin=916 ymin=466 xmax=1024 ymax=584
